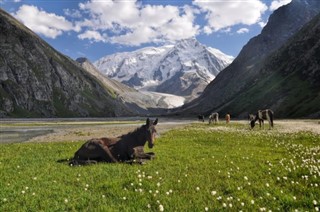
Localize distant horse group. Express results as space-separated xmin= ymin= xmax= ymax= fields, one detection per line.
xmin=198 ymin=109 xmax=274 ymax=130
xmin=201 ymin=112 xmax=230 ymax=124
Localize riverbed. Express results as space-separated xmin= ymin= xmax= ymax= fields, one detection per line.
xmin=0 ymin=117 xmax=195 ymax=144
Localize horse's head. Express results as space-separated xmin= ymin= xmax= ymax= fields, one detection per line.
xmin=250 ymin=119 xmax=256 ymax=129
xmin=145 ymin=118 xmax=158 ymax=148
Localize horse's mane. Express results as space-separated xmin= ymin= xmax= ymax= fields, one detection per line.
xmin=119 ymin=124 xmax=146 ymax=140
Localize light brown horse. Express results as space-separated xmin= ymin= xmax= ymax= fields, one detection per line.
xmin=69 ymin=118 xmax=158 ymax=165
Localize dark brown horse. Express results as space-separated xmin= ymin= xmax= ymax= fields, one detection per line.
xmin=198 ymin=115 xmax=205 ymax=122
xmin=250 ymin=109 xmax=274 ymax=129
xmin=69 ymin=118 xmax=158 ymax=165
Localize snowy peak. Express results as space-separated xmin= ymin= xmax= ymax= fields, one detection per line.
xmin=94 ymin=38 xmax=233 ymax=100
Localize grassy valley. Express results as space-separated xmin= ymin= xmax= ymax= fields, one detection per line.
xmin=1 ymin=121 xmax=319 ymax=211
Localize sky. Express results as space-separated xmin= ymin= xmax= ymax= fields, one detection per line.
xmin=0 ymin=0 xmax=292 ymax=62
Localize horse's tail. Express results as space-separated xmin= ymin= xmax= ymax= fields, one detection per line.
xmin=68 ymin=158 xmax=98 ymax=166
xmin=56 ymin=158 xmax=73 ymax=163
xmin=56 ymin=158 xmax=97 ymax=166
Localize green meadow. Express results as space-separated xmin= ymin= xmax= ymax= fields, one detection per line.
xmin=0 ymin=122 xmax=319 ymax=211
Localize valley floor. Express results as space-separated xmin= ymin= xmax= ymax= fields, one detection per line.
xmin=0 ymin=119 xmax=319 ymax=144
xmin=0 ymin=118 xmax=195 ymax=144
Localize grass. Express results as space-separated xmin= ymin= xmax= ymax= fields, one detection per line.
xmin=0 ymin=122 xmax=319 ymax=211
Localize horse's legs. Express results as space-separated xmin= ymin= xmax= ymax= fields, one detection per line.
xmin=267 ymin=112 xmax=274 ymax=129
xmin=258 ymin=119 xmax=265 ymax=129
xmin=100 ymin=145 xmax=118 ymax=162
xmin=132 ymin=147 xmax=155 ymax=160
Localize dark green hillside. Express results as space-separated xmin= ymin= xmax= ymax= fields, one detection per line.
xmin=216 ymin=13 xmax=320 ymax=118
xmin=179 ymin=0 xmax=320 ymax=118
xmin=0 ymin=8 xmax=133 ymax=117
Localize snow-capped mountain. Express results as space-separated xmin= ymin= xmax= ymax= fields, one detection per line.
xmin=94 ymin=38 xmax=234 ymax=100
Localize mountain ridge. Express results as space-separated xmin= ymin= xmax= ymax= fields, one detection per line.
xmin=94 ymin=38 xmax=233 ymax=101
xmin=0 ymin=8 xmax=134 ymax=117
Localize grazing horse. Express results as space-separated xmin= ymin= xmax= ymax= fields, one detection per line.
xmin=250 ymin=109 xmax=274 ymax=129
xmin=209 ymin=112 xmax=219 ymax=124
xmin=69 ymin=118 xmax=158 ymax=165
xmin=198 ymin=115 xmax=205 ymax=122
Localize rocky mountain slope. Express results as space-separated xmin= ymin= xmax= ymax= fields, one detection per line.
xmin=94 ymin=38 xmax=233 ymax=101
xmin=0 ymin=9 xmax=135 ymax=117
xmin=179 ymin=0 xmax=320 ymax=118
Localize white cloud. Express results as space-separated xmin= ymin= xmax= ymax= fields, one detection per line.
xmin=237 ymin=28 xmax=249 ymax=34
xmin=110 ymin=26 xmax=158 ymax=46
xmin=14 ymin=0 xmax=21 ymax=2
xmin=77 ymin=0 xmax=199 ymax=46
xmin=78 ymin=30 xmax=106 ymax=42
xmin=203 ymin=26 xmax=213 ymax=35
xmin=79 ymin=0 xmax=140 ymax=30
xmin=13 ymin=5 xmax=80 ymax=39
xmin=258 ymin=21 xmax=267 ymax=28
xmin=193 ymin=0 xmax=267 ymax=34
xmin=269 ymin=0 xmax=292 ymax=11
xmin=63 ymin=8 xmax=82 ymax=18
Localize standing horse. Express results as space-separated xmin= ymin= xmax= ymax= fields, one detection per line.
xmin=69 ymin=118 xmax=158 ymax=165
xmin=198 ymin=115 xmax=205 ymax=122
xmin=250 ymin=109 xmax=274 ymax=129
xmin=209 ymin=112 xmax=219 ymax=124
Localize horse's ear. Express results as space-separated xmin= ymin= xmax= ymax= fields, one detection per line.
xmin=153 ymin=118 xmax=158 ymax=126
xmin=146 ymin=118 xmax=150 ymax=126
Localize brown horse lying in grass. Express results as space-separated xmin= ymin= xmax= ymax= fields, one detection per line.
xmin=69 ymin=118 xmax=158 ymax=165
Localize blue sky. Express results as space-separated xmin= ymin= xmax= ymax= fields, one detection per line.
xmin=0 ymin=0 xmax=292 ymax=62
